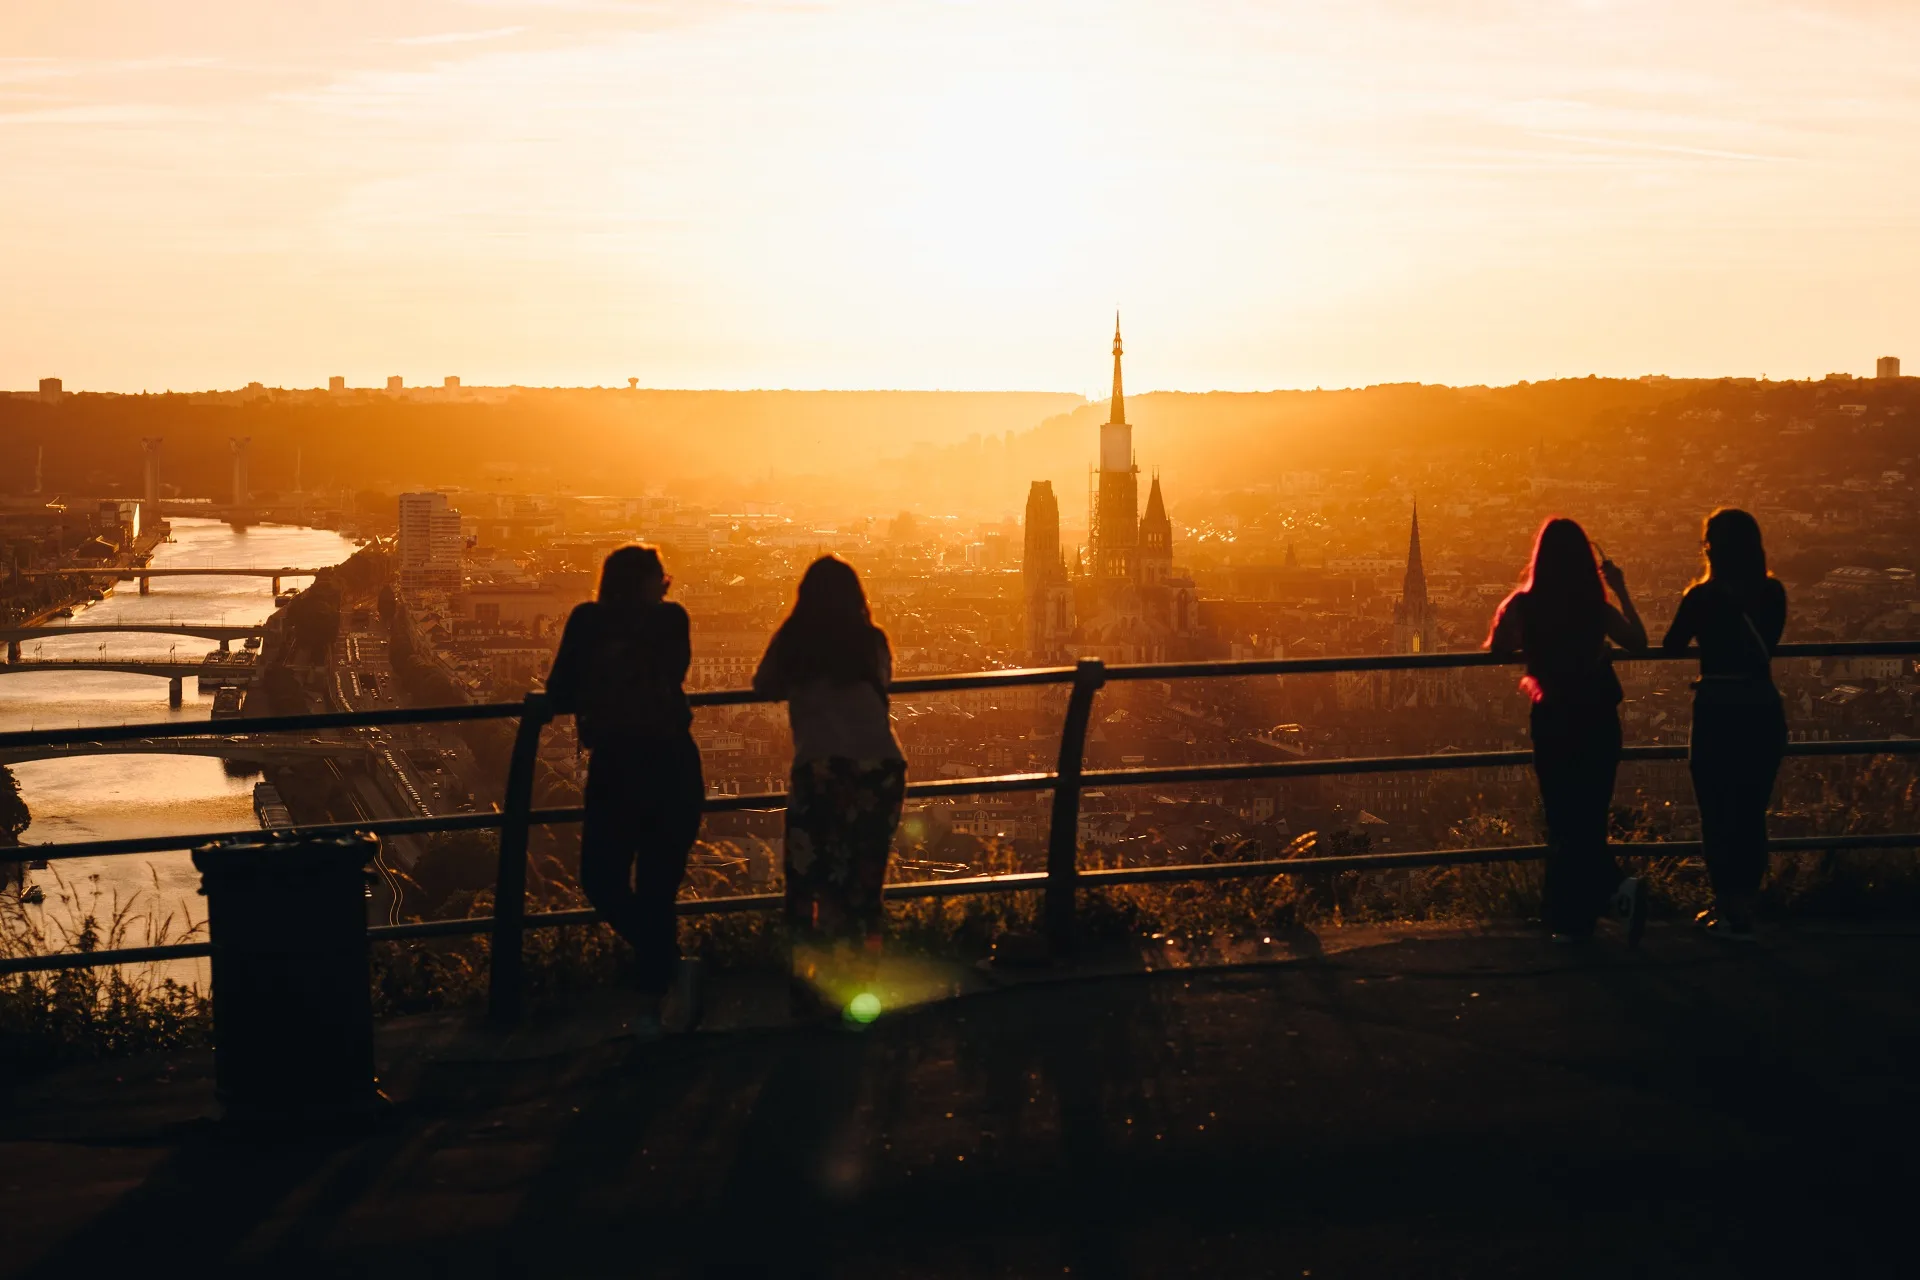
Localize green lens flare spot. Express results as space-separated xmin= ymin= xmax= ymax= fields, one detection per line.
xmin=847 ymin=992 xmax=882 ymax=1024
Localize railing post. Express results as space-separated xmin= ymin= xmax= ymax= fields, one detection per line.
xmin=489 ymin=692 xmax=553 ymax=1025
xmin=1044 ymin=658 xmax=1106 ymax=957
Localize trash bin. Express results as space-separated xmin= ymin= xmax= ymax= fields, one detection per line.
xmin=192 ymin=830 xmax=381 ymax=1124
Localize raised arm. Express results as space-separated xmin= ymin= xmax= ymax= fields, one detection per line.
xmin=542 ymin=605 xmax=592 ymax=714
xmin=1660 ymin=587 xmax=1700 ymax=655
xmin=751 ymin=632 xmax=786 ymax=700
xmin=1487 ymin=595 xmax=1524 ymax=658
xmin=1600 ymin=559 xmax=1648 ymax=650
xmin=661 ymin=603 xmax=691 ymax=686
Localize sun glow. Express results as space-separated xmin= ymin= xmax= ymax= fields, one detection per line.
xmin=5 ymin=1 xmax=1920 ymax=390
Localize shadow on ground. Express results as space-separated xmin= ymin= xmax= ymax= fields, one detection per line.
xmin=5 ymin=923 xmax=1918 ymax=1278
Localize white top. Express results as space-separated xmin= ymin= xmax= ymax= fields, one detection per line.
xmin=753 ymin=639 xmax=905 ymax=765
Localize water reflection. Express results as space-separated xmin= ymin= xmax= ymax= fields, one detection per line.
xmin=4 ymin=517 xmax=356 ymax=964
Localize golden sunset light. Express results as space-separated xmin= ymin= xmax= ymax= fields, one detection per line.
xmin=7 ymin=5 xmax=1920 ymax=1275
xmin=7 ymin=1 xmax=1920 ymax=391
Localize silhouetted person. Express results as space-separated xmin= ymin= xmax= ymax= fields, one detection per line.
xmin=753 ymin=556 xmax=906 ymax=1019
xmin=1662 ymin=508 xmax=1788 ymax=941
xmin=544 ymin=544 xmax=703 ymax=1038
xmin=1489 ymin=518 xmax=1648 ymax=940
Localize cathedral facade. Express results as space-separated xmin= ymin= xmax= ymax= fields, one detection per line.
xmin=1023 ymin=320 xmax=1199 ymax=665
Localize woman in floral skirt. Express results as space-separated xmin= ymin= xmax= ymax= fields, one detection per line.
xmin=753 ymin=555 xmax=906 ymax=1016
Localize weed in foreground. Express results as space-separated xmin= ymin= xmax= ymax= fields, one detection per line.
xmin=1 ymin=865 xmax=211 ymax=1069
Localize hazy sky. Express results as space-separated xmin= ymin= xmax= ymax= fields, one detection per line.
xmin=6 ymin=1 xmax=1919 ymax=393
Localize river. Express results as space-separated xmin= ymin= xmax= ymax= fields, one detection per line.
xmin=5 ymin=517 xmax=356 ymax=967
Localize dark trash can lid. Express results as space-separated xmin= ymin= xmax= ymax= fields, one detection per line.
xmin=192 ymin=830 xmax=379 ymax=877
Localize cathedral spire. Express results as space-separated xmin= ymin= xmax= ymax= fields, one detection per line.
xmin=1109 ymin=312 xmax=1125 ymax=426
xmin=1403 ymin=501 xmax=1426 ymax=605
xmin=1142 ymin=473 xmax=1167 ymax=526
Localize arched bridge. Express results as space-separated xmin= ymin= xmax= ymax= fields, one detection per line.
xmin=0 ymin=658 xmax=253 ymax=707
xmin=3 ymin=623 xmax=264 ymax=661
xmin=18 ymin=566 xmax=329 ymax=595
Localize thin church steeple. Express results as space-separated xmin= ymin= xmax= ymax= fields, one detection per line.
xmin=1403 ymin=501 xmax=1426 ymax=606
xmin=1109 ymin=312 xmax=1125 ymax=425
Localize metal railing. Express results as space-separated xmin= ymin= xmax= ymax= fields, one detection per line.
xmin=6 ymin=640 xmax=1920 ymax=1022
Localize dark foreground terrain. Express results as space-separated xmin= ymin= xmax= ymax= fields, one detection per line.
xmin=5 ymin=924 xmax=1918 ymax=1278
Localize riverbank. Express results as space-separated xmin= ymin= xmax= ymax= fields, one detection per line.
xmin=0 ymin=518 xmax=359 ymax=976
xmin=11 ymin=522 xmax=170 ymax=630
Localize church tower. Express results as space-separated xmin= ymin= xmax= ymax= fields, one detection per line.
xmin=1391 ymin=503 xmax=1436 ymax=654
xmin=1139 ymin=473 xmax=1172 ymax=586
xmin=1091 ymin=316 xmax=1139 ymax=582
xmin=1023 ymin=480 xmax=1073 ymax=661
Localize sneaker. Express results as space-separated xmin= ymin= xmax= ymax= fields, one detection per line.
xmin=1612 ymin=876 xmax=1647 ymax=948
xmin=671 ymin=956 xmax=707 ymax=1033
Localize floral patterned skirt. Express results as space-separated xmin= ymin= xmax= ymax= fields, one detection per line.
xmin=784 ymin=756 xmax=907 ymax=954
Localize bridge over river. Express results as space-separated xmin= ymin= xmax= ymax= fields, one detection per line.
xmin=18 ymin=566 xmax=328 ymax=595
xmin=0 ymin=658 xmax=256 ymax=706
xmin=3 ymin=623 xmax=264 ymax=661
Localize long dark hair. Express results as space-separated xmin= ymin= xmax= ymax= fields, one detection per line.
xmin=1489 ymin=516 xmax=1606 ymax=657
xmin=765 ymin=556 xmax=886 ymax=690
xmin=1698 ymin=508 xmax=1769 ymax=599
xmin=597 ymin=544 xmax=667 ymax=617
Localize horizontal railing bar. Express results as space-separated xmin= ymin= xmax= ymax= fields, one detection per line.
xmin=1081 ymin=844 xmax=1553 ymax=885
xmin=915 ymin=739 xmax=1920 ymax=799
xmin=1780 ymin=737 xmax=1920 ymax=757
xmin=1083 ymin=749 xmax=1531 ymax=789
xmin=0 ymin=941 xmax=212 ymax=975
xmin=1055 ymin=831 xmax=1920 ymax=888
xmin=11 ymin=810 xmax=515 ymax=863
xmin=1077 ymin=737 xmax=1920 ymax=791
xmin=6 ymin=640 xmax=1917 ymax=755
xmin=1111 ymin=653 xmax=1511 ymax=681
xmin=700 ymin=771 xmax=1060 ymax=814
xmin=876 ymin=667 xmax=1084 ymax=695
xmin=15 ymin=737 xmax=1920 ymax=863
xmin=0 ymin=702 xmax=524 ymax=751
xmin=1108 ymin=640 xmax=1920 ymax=683
xmin=690 ymin=666 xmax=1082 ymax=705
xmin=12 ymin=832 xmax=1918 ymax=975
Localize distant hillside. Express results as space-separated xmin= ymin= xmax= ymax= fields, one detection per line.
xmin=0 ymin=389 xmax=1086 ymax=503
xmin=23 ymin=377 xmax=1853 ymax=522
xmin=922 ymin=378 xmax=1712 ymax=522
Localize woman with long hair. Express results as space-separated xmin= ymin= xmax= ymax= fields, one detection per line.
xmin=1488 ymin=518 xmax=1649 ymax=940
xmin=544 ymin=544 xmax=704 ymax=1038
xmin=753 ymin=555 xmax=906 ymax=1016
xmin=1662 ymin=509 xmax=1788 ymax=940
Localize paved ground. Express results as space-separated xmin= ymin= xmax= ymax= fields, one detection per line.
xmin=5 ymin=922 xmax=1919 ymax=1278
